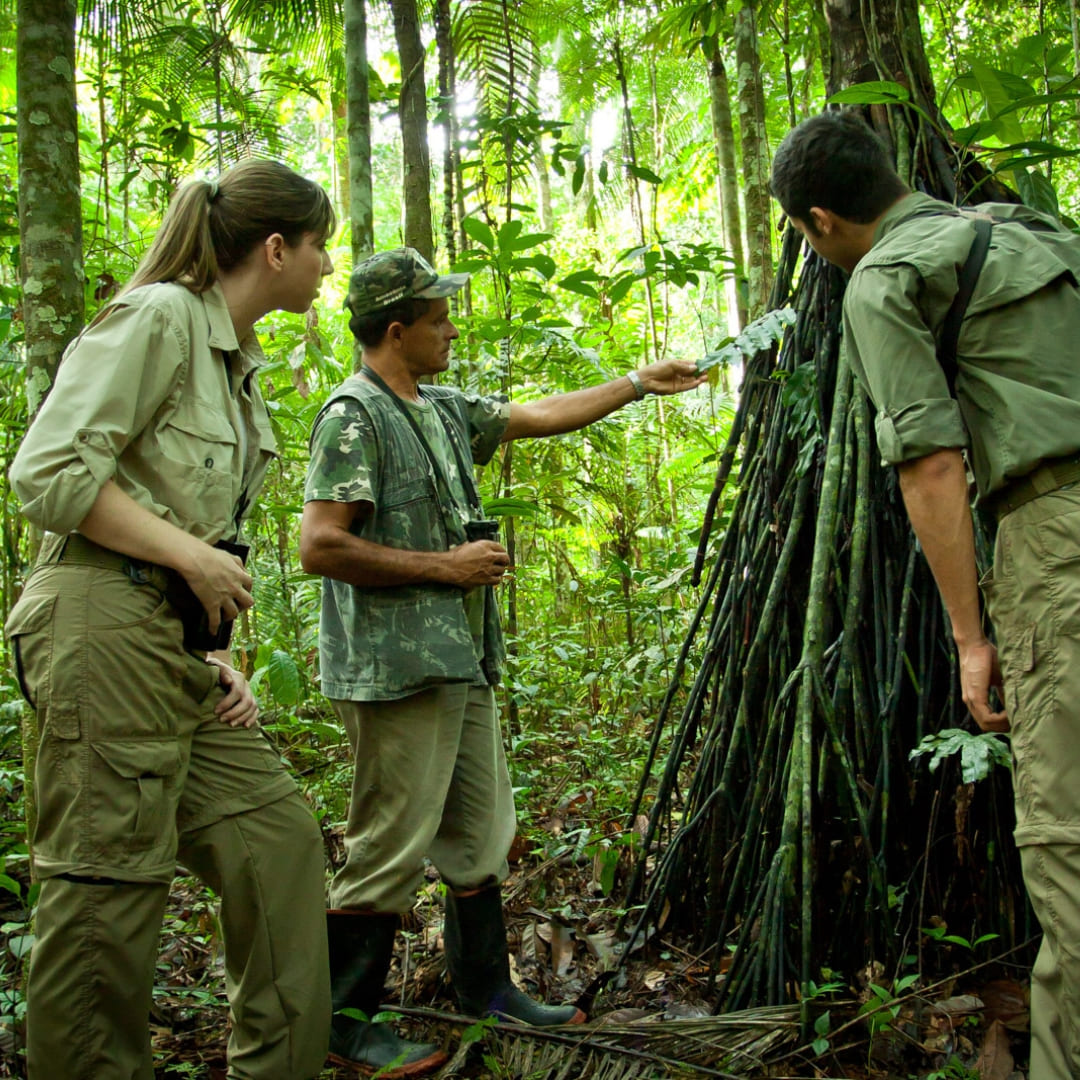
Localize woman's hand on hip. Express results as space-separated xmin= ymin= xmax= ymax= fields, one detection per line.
xmin=206 ymin=657 xmax=260 ymax=728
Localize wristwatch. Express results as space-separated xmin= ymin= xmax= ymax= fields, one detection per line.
xmin=627 ymin=370 xmax=646 ymax=400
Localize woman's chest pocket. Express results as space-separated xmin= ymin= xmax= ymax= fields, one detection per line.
xmin=151 ymin=400 xmax=239 ymax=527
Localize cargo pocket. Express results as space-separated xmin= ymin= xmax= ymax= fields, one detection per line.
xmin=90 ymin=739 xmax=182 ymax=853
xmin=4 ymin=592 xmax=57 ymax=708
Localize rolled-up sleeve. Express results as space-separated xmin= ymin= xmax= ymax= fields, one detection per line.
xmin=11 ymin=301 xmax=184 ymax=532
xmin=844 ymin=262 xmax=969 ymax=466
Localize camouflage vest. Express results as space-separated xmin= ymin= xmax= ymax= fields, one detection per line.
xmin=311 ymin=377 xmax=505 ymax=701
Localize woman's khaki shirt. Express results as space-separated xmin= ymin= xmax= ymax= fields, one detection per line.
xmin=11 ymin=281 xmax=277 ymax=543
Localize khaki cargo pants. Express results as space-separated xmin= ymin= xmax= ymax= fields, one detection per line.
xmin=983 ymin=483 xmax=1080 ymax=1080
xmin=328 ymin=684 xmax=516 ymax=913
xmin=5 ymin=536 xmax=330 ymax=1080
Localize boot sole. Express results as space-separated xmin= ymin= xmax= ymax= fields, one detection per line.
xmin=327 ymin=1047 xmax=449 ymax=1078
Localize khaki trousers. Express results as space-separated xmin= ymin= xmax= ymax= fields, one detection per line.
xmin=7 ymin=549 xmax=330 ymax=1080
xmin=329 ymin=684 xmax=516 ymax=913
xmin=984 ymin=484 xmax=1080 ymax=1080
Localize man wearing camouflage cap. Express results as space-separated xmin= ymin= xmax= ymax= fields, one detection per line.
xmin=301 ymin=247 xmax=705 ymax=1075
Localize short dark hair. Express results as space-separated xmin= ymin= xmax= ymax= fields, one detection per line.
xmin=770 ymin=111 xmax=909 ymax=227
xmin=350 ymin=296 xmax=432 ymax=348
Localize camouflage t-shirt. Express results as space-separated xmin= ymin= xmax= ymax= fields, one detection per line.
xmin=305 ymin=376 xmax=510 ymax=701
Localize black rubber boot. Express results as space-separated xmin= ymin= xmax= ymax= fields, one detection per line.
xmin=444 ymin=888 xmax=587 ymax=1026
xmin=327 ymin=910 xmax=448 ymax=1077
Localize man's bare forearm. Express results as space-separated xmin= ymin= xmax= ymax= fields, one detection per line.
xmin=897 ymin=449 xmax=983 ymax=645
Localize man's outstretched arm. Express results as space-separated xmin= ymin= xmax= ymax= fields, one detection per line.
xmin=502 ymin=359 xmax=707 ymax=442
xmin=897 ymin=448 xmax=1008 ymax=732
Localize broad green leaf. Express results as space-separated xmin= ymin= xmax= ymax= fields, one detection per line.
xmin=968 ymin=59 xmax=1027 ymax=145
xmin=826 ymin=81 xmax=910 ymax=105
xmin=1015 ymin=169 xmax=1059 ymax=218
xmin=504 ymin=232 xmax=552 ymax=253
xmin=558 ymin=270 xmax=601 ymax=299
xmin=484 ymin=497 xmax=541 ymax=519
xmin=608 ymin=273 xmax=638 ymax=305
xmin=462 ymin=217 xmax=495 ymax=250
xmin=268 ymin=649 xmax=300 ymax=706
xmin=497 ymin=220 xmax=523 ymax=248
xmin=571 ymin=155 xmax=586 ymax=197
xmin=628 ymin=164 xmax=663 ymax=185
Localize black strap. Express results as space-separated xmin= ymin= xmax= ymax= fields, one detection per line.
xmin=937 ymin=216 xmax=993 ymax=396
xmin=360 ymin=366 xmax=482 ymax=516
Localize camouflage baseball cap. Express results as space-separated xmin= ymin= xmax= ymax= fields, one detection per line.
xmin=344 ymin=247 xmax=469 ymax=318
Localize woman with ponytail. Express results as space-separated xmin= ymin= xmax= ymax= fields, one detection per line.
xmin=6 ymin=160 xmax=336 ymax=1080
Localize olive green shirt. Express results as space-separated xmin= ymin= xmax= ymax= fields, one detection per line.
xmin=11 ymin=281 xmax=277 ymax=543
xmin=304 ymin=377 xmax=510 ymax=701
xmin=843 ymin=192 xmax=1080 ymax=497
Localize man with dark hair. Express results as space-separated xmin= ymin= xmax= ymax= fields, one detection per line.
xmin=771 ymin=110 xmax=1080 ymax=1080
xmin=300 ymin=247 xmax=705 ymax=1076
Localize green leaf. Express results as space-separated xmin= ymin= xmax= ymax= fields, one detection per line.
xmin=462 ymin=217 xmax=495 ymax=250
xmin=484 ymin=497 xmax=541 ymax=519
xmin=697 ymin=307 xmax=796 ymax=372
xmin=814 ymin=1010 xmax=831 ymax=1036
xmin=628 ymin=164 xmax=663 ymax=185
xmin=504 ymin=231 xmax=553 ymax=252
xmin=497 ymin=220 xmax=523 ymax=248
xmin=572 ymin=155 xmax=586 ymax=196
xmin=811 ymin=1037 xmax=830 ymax=1056
xmin=608 ymin=273 xmax=639 ymax=305
xmin=512 ymin=253 xmax=557 ymax=279
xmin=558 ymin=270 xmax=601 ymax=299
xmin=968 ymin=59 xmax=1027 ymax=145
xmin=826 ymin=80 xmax=910 ymax=105
xmin=267 ymin=649 xmax=301 ymax=706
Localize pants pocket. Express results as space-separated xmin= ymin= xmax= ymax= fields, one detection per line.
xmin=90 ymin=740 xmax=183 ymax=852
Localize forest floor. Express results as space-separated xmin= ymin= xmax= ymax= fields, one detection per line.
xmin=0 ymin=814 xmax=1032 ymax=1080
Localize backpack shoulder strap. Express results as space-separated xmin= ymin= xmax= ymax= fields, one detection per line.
xmin=937 ymin=215 xmax=993 ymax=396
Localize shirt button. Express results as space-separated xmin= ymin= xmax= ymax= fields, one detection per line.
xmin=204 ymin=458 xmax=214 ymax=468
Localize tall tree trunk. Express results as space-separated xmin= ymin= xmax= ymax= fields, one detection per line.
xmin=332 ymin=85 xmax=351 ymax=223
xmin=529 ymin=61 xmax=553 ymax=232
xmin=733 ymin=0 xmax=773 ymax=319
xmin=18 ymin=0 xmax=83 ymax=410
xmin=16 ymin=0 xmax=84 ymax=871
xmin=345 ymin=0 xmax=374 ymax=266
xmin=435 ymin=0 xmax=457 ymax=265
xmin=706 ymin=42 xmax=748 ymax=331
xmin=390 ymin=0 xmax=434 ymax=262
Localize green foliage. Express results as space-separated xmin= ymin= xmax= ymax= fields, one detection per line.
xmin=909 ymin=728 xmax=1012 ymax=784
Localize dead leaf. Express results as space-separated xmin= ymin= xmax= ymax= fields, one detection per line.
xmin=664 ymin=1003 xmax=711 ymax=1019
xmin=643 ymin=969 xmax=666 ymax=991
xmin=587 ymin=928 xmax=622 ymax=972
xmin=592 ymin=1008 xmax=654 ymax=1026
xmin=933 ymin=994 xmax=984 ymax=1017
xmin=982 ymin=979 xmax=1030 ymax=1032
xmin=548 ymin=920 xmax=574 ymax=976
xmin=974 ymin=1019 xmax=1013 ymax=1080
xmin=520 ymin=922 xmax=541 ymax=962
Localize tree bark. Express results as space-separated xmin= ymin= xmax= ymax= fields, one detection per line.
xmin=707 ymin=43 xmax=748 ymax=330
xmin=345 ymin=0 xmax=374 ymax=266
xmin=435 ymin=0 xmax=457 ymax=264
xmin=733 ymin=0 xmax=773 ymax=320
xmin=390 ymin=0 xmax=434 ymax=262
xmin=17 ymin=0 xmax=83 ymax=410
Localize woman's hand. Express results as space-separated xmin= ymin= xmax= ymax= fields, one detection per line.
xmin=182 ymin=546 xmax=254 ymax=632
xmin=206 ymin=657 xmax=260 ymax=728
